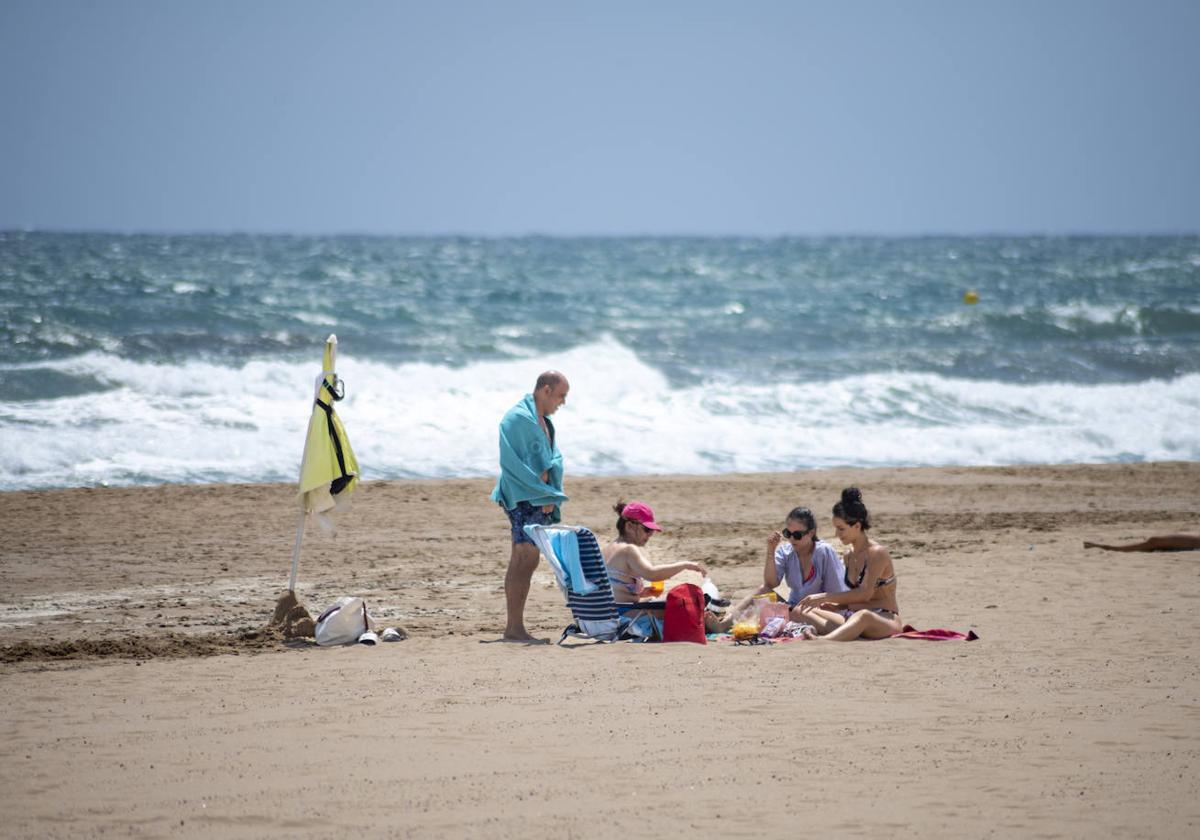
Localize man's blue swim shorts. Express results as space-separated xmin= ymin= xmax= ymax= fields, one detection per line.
xmin=504 ymin=500 xmax=550 ymax=545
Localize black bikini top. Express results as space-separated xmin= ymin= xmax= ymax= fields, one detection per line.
xmin=845 ymin=557 xmax=895 ymax=590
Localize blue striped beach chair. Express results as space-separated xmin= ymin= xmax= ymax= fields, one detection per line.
xmin=523 ymin=524 xmax=629 ymax=644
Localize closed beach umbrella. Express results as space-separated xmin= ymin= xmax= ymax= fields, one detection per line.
xmin=287 ymin=333 xmax=359 ymax=592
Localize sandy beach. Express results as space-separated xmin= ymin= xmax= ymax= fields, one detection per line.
xmin=2 ymin=462 xmax=1198 ymax=838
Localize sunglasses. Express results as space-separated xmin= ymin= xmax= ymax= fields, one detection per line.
xmin=782 ymin=527 xmax=812 ymax=540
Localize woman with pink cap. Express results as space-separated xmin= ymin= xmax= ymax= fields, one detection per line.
xmin=602 ymin=500 xmax=709 ymax=604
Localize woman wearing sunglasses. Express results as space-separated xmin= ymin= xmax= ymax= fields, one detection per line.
xmin=796 ymin=487 xmax=901 ymax=641
xmin=602 ymin=500 xmax=708 ymax=603
xmin=755 ymin=506 xmax=849 ymax=635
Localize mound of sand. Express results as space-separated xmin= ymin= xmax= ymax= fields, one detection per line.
xmin=269 ymin=589 xmax=316 ymax=638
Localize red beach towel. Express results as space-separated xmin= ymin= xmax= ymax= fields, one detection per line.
xmin=892 ymin=625 xmax=979 ymax=641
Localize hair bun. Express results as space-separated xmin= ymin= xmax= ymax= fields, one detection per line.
xmin=613 ymin=499 xmax=627 ymax=516
xmin=841 ymin=487 xmax=863 ymax=505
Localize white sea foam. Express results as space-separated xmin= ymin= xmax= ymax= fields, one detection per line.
xmin=1045 ymin=302 xmax=1136 ymax=325
xmin=1042 ymin=302 xmax=1158 ymax=334
xmin=1 ymin=339 xmax=1198 ymax=490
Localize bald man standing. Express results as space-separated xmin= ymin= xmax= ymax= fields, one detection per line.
xmin=491 ymin=371 xmax=570 ymax=641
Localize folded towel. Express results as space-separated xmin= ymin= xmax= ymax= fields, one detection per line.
xmin=547 ymin=528 xmax=596 ymax=596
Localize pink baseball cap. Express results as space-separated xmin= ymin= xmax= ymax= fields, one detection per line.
xmin=621 ymin=501 xmax=662 ymax=531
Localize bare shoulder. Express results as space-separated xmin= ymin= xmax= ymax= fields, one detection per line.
xmin=604 ymin=541 xmax=640 ymax=565
xmin=615 ymin=543 xmax=646 ymax=562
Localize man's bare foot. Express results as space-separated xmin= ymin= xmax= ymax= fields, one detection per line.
xmin=484 ymin=635 xmax=549 ymax=645
xmin=481 ymin=633 xmax=549 ymax=644
xmin=490 ymin=629 xmax=550 ymax=644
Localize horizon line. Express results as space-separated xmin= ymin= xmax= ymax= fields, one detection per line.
xmin=3 ymin=226 xmax=1199 ymax=239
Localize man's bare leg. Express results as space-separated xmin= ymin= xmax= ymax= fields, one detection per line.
xmin=504 ymin=542 xmax=541 ymax=640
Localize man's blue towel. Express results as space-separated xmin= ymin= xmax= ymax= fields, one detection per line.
xmin=491 ymin=393 xmax=567 ymax=516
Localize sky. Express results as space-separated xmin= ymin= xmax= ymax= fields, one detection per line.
xmin=1 ymin=0 xmax=1198 ymax=236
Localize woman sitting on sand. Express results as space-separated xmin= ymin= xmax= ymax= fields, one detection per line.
xmin=752 ymin=506 xmax=849 ymax=635
xmin=795 ymin=487 xmax=902 ymax=641
xmin=602 ymin=500 xmax=730 ymax=633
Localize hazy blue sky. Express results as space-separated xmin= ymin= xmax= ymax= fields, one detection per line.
xmin=2 ymin=0 xmax=1197 ymax=235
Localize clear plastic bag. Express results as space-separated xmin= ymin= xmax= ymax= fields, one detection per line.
xmin=757 ymin=599 xmax=790 ymax=629
xmin=730 ymin=595 xmax=790 ymax=640
xmin=730 ymin=598 xmax=764 ymax=640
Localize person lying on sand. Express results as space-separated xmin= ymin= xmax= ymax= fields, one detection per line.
xmin=602 ymin=499 xmax=731 ymax=633
xmin=1083 ymin=534 xmax=1200 ymax=552
xmin=728 ymin=506 xmax=849 ymax=636
xmin=795 ymin=487 xmax=903 ymax=641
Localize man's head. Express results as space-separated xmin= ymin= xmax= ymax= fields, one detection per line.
xmin=533 ymin=370 xmax=569 ymax=416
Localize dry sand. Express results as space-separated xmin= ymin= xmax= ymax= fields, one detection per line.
xmin=1 ymin=462 xmax=1198 ymax=838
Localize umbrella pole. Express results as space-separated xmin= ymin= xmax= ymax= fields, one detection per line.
xmin=288 ymin=334 xmax=340 ymax=593
xmin=287 ymin=511 xmax=306 ymax=592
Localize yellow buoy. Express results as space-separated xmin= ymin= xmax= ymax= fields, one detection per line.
xmin=962 ymin=290 xmax=980 ymax=305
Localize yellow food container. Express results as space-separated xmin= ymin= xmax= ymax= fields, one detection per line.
xmin=732 ymin=621 xmax=760 ymax=640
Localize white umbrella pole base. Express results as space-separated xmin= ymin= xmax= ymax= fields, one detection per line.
xmin=287 ymin=511 xmax=305 ymax=592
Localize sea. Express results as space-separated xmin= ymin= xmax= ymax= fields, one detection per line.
xmin=1 ymin=232 xmax=1198 ymax=492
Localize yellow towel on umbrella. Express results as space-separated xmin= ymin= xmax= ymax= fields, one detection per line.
xmin=298 ymin=335 xmax=358 ymax=522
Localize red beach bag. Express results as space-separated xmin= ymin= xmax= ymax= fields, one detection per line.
xmin=662 ymin=583 xmax=706 ymax=645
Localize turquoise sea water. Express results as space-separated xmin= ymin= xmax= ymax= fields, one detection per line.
xmin=2 ymin=232 xmax=1198 ymax=490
